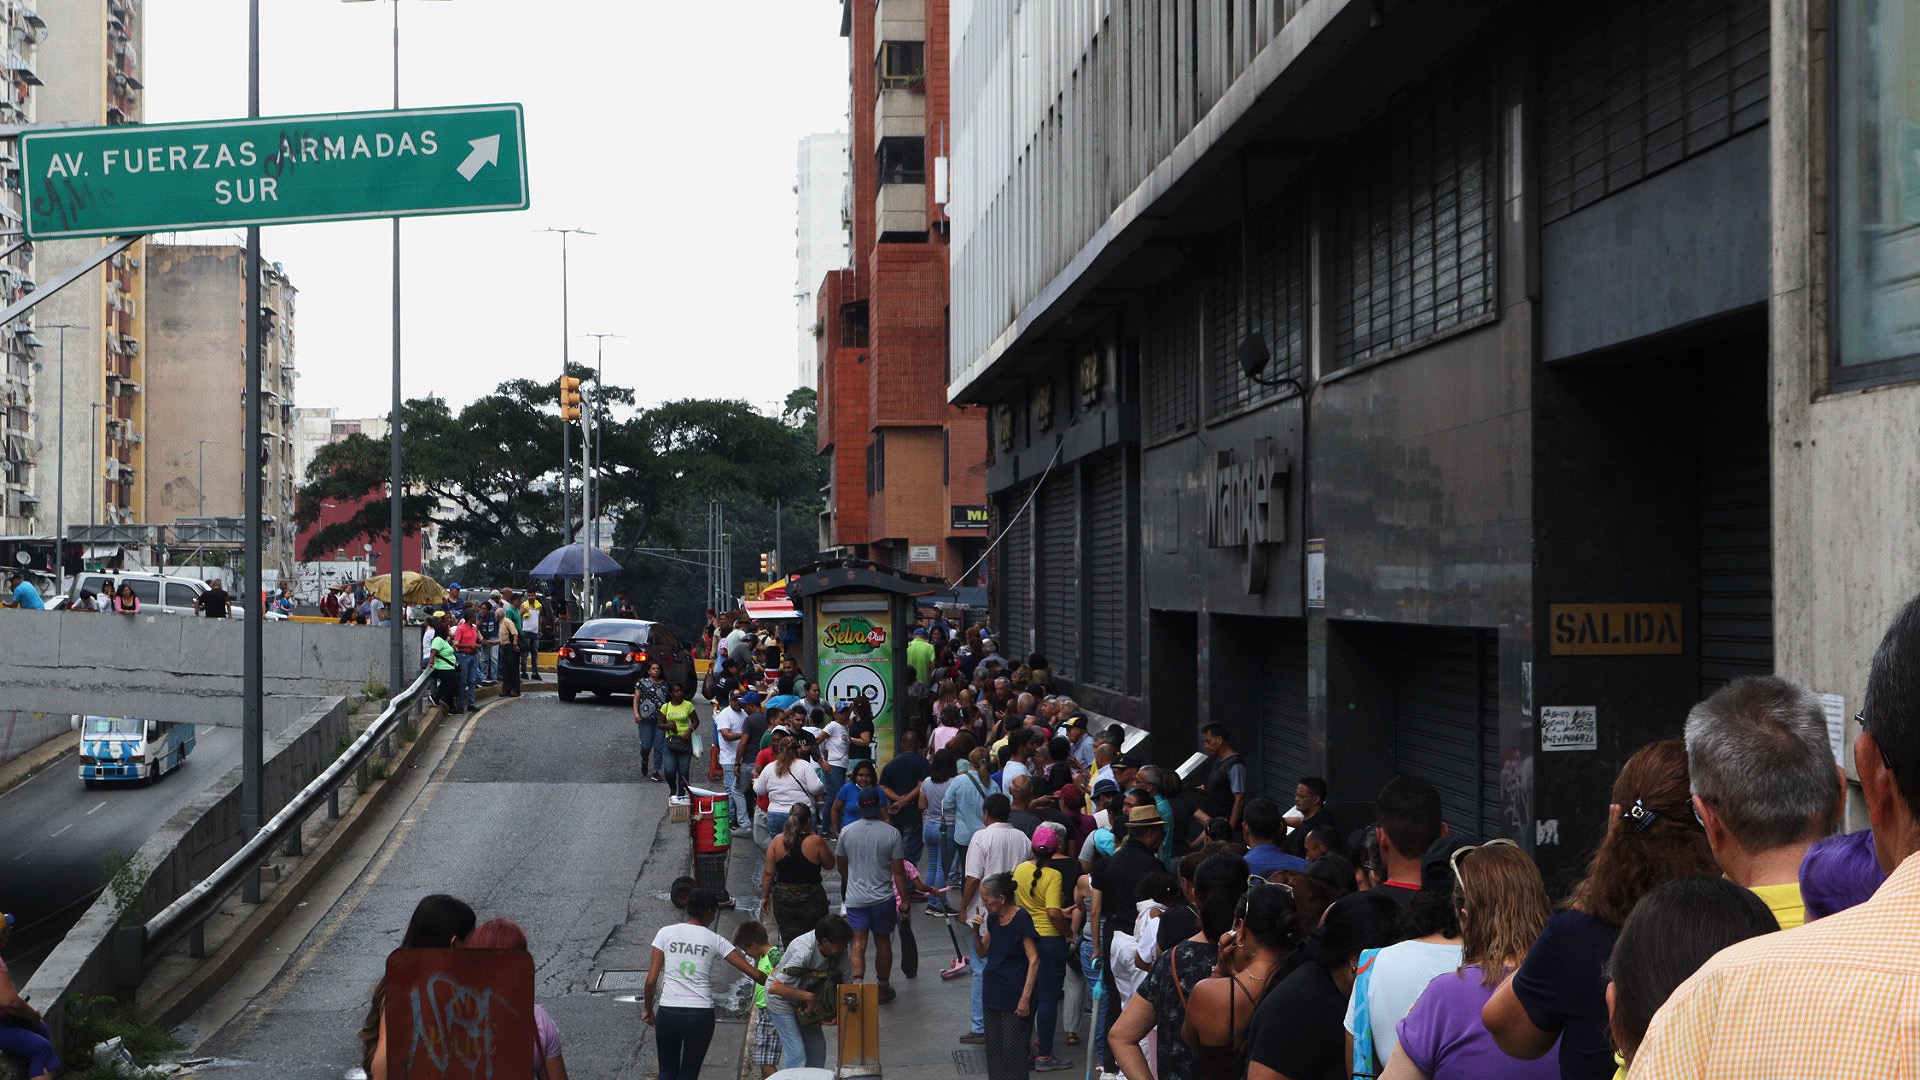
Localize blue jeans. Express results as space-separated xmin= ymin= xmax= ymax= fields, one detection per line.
xmin=922 ymin=820 xmax=948 ymax=906
xmin=765 ymin=809 xmax=789 ymax=837
xmin=968 ymin=928 xmax=987 ymax=1034
xmin=898 ymin=815 xmax=924 ymax=864
xmin=767 ymin=1007 xmax=827 ymax=1069
xmin=1033 ymin=935 xmax=1069 ymax=1057
xmin=662 ymin=743 xmax=691 ymax=796
xmin=655 ymin=1005 xmax=715 ymax=1080
xmin=634 ymin=721 xmax=661 ymax=774
xmin=478 ymin=643 xmax=496 ymax=681
xmin=456 ymin=652 xmax=478 ymax=711
xmin=1082 ymin=937 xmax=1109 ymax=1069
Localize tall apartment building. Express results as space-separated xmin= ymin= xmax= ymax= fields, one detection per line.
xmin=0 ymin=2 xmax=42 ymax=532
xmin=143 ymin=245 xmax=298 ymax=576
xmin=32 ymin=0 xmax=144 ymax=532
xmin=815 ymin=0 xmax=987 ymax=580
xmin=292 ymin=407 xmax=389 ymax=492
xmin=947 ymin=0 xmax=1836 ymax=882
xmin=795 ymin=133 xmax=850 ymax=390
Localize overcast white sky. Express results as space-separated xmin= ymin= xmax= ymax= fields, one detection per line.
xmin=141 ymin=0 xmax=850 ymax=419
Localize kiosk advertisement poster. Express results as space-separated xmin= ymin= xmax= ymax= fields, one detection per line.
xmin=817 ymin=596 xmax=895 ymax=764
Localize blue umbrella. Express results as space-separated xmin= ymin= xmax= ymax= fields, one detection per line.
xmin=528 ymin=544 xmax=623 ymax=580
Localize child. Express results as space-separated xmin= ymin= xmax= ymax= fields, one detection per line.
xmin=733 ymin=920 xmax=783 ymax=1078
xmin=832 ymin=760 xmax=881 ymax=836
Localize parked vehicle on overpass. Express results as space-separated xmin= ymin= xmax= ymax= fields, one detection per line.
xmin=65 ymin=572 xmax=279 ymax=619
xmin=77 ymin=716 xmax=196 ymax=787
xmin=555 ymin=618 xmax=695 ymax=702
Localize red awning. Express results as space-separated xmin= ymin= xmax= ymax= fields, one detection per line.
xmin=744 ymin=598 xmax=799 ymax=621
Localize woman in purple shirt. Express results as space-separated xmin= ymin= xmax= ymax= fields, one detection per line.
xmin=1382 ymin=841 xmax=1557 ymax=1080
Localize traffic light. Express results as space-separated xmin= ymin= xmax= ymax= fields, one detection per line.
xmin=559 ymin=376 xmax=582 ymax=421
xmin=758 ymin=551 xmax=773 ymax=576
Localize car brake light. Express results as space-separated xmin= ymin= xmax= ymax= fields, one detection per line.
xmin=628 ymin=651 xmax=648 ymax=663
xmin=557 ymin=646 xmax=574 ymax=659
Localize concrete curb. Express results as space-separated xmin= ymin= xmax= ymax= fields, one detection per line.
xmin=143 ymin=695 xmax=464 ymax=1028
xmin=0 ymin=733 xmax=73 ymax=799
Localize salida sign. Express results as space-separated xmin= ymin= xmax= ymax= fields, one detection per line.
xmin=1549 ymin=603 xmax=1684 ymax=656
xmin=1207 ymin=439 xmax=1290 ymax=593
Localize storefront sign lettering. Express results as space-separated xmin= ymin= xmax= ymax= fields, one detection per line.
xmin=1548 ymin=603 xmax=1683 ymax=655
xmin=1206 ymin=440 xmax=1290 ymax=593
xmin=821 ymin=615 xmax=887 ymax=654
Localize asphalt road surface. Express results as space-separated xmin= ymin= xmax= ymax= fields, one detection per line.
xmin=0 ymin=724 xmax=243 ymax=981
xmin=183 ymin=691 xmax=721 ymax=1079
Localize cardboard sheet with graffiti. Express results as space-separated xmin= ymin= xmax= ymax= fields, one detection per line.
xmin=382 ymin=947 xmax=536 ymax=1079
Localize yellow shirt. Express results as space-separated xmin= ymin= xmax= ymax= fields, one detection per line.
xmin=1630 ymin=854 xmax=1920 ymax=1078
xmin=1747 ymin=881 xmax=1806 ymax=931
xmin=1012 ymin=861 xmax=1064 ymax=937
xmin=661 ymin=700 xmax=696 ymax=738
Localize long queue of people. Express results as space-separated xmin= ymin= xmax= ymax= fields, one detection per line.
xmin=680 ymin=593 xmax=1920 ymax=1080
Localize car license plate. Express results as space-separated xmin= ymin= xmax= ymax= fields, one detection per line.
xmin=589 ymin=654 xmax=612 ymax=665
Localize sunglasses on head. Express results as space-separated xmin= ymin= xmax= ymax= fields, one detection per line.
xmin=1448 ymin=837 xmax=1521 ymax=891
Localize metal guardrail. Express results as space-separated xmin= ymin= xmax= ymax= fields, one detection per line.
xmin=129 ymin=668 xmax=436 ymax=971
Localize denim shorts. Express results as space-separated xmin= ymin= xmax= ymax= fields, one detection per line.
xmin=844 ymin=899 xmax=898 ymax=936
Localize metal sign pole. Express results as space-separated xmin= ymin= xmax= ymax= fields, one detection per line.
xmin=387 ymin=0 xmax=405 ymax=698
xmin=241 ymin=0 xmax=265 ymax=905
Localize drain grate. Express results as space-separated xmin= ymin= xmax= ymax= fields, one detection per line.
xmin=952 ymin=1049 xmax=988 ymax=1075
xmin=592 ymin=970 xmax=648 ymax=992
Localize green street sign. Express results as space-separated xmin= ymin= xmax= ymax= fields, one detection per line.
xmin=20 ymin=103 xmax=528 ymax=239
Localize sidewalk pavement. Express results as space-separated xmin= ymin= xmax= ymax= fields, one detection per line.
xmin=675 ymin=808 xmax=1060 ymax=1080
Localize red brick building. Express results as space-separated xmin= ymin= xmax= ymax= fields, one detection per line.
xmin=815 ymin=0 xmax=987 ymax=583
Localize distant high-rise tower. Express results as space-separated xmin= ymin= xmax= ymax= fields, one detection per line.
xmin=0 ymin=2 xmax=44 ymax=532
xmin=143 ymin=245 xmax=299 ymax=577
xmin=795 ymin=133 xmax=849 ymax=390
xmin=32 ymin=0 xmax=146 ymax=531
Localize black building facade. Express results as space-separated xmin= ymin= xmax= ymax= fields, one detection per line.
xmin=952 ymin=0 xmax=1772 ymax=883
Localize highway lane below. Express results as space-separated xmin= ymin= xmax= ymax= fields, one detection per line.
xmin=0 ymin=724 xmax=242 ymax=982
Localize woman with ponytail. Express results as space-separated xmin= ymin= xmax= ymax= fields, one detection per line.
xmin=760 ymin=802 xmax=834 ymax=944
xmin=1245 ymin=890 xmax=1405 ymax=1080
xmin=1183 ymin=882 xmax=1304 ymax=1079
xmin=1108 ymin=851 xmax=1251 ymax=1080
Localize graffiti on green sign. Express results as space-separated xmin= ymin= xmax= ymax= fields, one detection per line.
xmin=821 ymin=616 xmax=886 ymax=654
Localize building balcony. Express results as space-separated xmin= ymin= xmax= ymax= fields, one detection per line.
xmin=876 ymin=183 xmax=928 ymax=241
xmin=874 ymin=0 xmax=925 ymax=46
xmin=10 ymin=59 xmax=39 ymax=86
xmin=873 ymin=86 xmax=925 ymax=148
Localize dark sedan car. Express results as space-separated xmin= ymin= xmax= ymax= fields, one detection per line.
xmin=554 ymin=618 xmax=695 ymax=702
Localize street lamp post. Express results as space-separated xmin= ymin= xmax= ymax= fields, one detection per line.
xmin=582 ymin=331 xmax=619 ymax=615
xmin=90 ymin=402 xmax=106 ymax=539
xmin=545 ymin=227 xmax=592 ymax=610
xmin=343 ymin=0 xmax=448 ymax=694
xmin=42 ymin=322 xmax=80 ymax=595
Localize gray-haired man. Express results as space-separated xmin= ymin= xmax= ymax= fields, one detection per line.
xmin=1684 ymin=674 xmax=1845 ymax=930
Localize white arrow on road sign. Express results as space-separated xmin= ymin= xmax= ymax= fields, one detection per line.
xmin=457 ymin=134 xmax=501 ymax=181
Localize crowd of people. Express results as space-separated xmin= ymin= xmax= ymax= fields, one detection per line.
xmin=419 ymin=587 xmax=550 ymax=712
xmin=649 ymin=594 xmax=1920 ymax=1080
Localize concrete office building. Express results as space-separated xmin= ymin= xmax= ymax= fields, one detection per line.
xmin=31 ymin=0 xmax=145 ymax=531
xmin=0 ymin=2 xmax=42 ymax=533
xmin=950 ymin=0 xmax=1804 ymax=881
xmin=143 ymin=245 xmax=299 ymax=577
xmin=291 ymin=407 xmax=389 ymax=495
xmin=795 ymin=133 xmax=850 ymax=391
xmin=816 ymin=0 xmax=989 ymax=580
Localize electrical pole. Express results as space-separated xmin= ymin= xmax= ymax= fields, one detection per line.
xmin=242 ymin=0 xmax=265 ymax=904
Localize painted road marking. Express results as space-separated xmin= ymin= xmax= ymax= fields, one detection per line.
xmin=87 ymin=801 xmax=107 ymax=815
xmin=49 ymin=824 xmax=71 ymax=838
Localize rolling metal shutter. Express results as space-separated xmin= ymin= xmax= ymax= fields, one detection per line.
xmin=1540 ymin=0 xmax=1770 ymax=223
xmin=1329 ymin=45 xmax=1497 ymax=370
xmin=996 ymin=485 xmax=1034 ymax=657
xmin=1697 ymin=370 xmax=1772 ymax=695
xmin=1391 ymin=627 xmax=1503 ymax=842
xmin=1213 ymin=189 xmax=1308 ymax=418
xmin=1085 ymin=454 xmax=1129 ymax=692
xmin=1259 ymin=619 xmax=1311 ymax=801
xmin=1144 ymin=276 xmax=1199 ymax=444
xmin=1038 ymin=472 xmax=1079 ymax=679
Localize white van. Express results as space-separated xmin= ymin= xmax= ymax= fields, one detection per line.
xmin=67 ymin=572 xmax=255 ymax=618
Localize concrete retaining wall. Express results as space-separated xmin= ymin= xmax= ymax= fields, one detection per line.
xmin=21 ymin=696 xmax=351 ymax=1035
xmin=0 ymin=712 xmax=71 ymax=764
xmin=0 ymin=612 xmax=413 ymax=725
